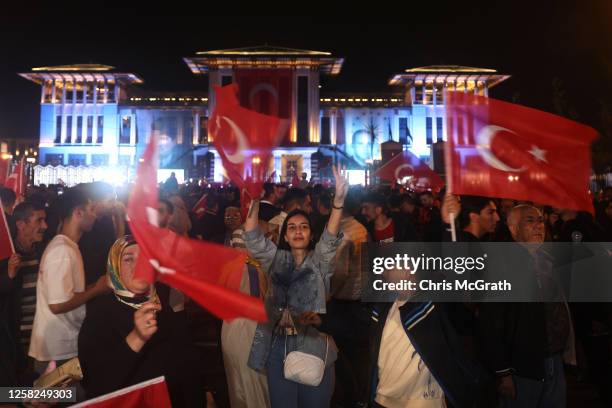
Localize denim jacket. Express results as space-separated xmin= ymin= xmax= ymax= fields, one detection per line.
xmin=244 ymin=227 xmax=342 ymax=372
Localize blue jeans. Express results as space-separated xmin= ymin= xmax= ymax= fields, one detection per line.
xmin=502 ymin=354 xmax=566 ymax=408
xmin=266 ymin=334 xmax=334 ymax=408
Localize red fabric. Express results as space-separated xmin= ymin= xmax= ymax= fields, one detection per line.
xmin=75 ymin=377 xmax=171 ymax=408
xmin=192 ymin=194 xmax=207 ymax=220
xmin=240 ymin=188 xmax=251 ymax=223
xmin=374 ymin=150 xmax=445 ymax=193
xmin=446 ymin=92 xmax=598 ymax=213
xmin=0 ymin=206 xmax=14 ymax=260
xmin=127 ymin=135 xmax=266 ymax=322
xmin=6 ymin=158 xmax=26 ymax=196
xmin=209 ymin=83 xmax=289 ymax=200
xmin=0 ymin=158 xmax=11 ymax=184
xmin=234 ymin=69 xmax=292 ymax=143
xmin=373 ymin=220 xmax=394 ymax=243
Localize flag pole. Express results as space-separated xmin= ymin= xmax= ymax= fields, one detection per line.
xmin=443 ymin=91 xmax=457 ymax=242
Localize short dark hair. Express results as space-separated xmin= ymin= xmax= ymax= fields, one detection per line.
xmin=0 ymin=187 xmax=17 ymax=208
xmin=56 ymin=188 xmax=91 ymax=222
xmin=278 ymin=209 xmax=315 ymax=251
xmin=283 ymin=188 xmax=309 ymax=210
xmin=159 ymin=198 xmax=174 ymax=214
xmin=13 ymin=201 xmax=45 ymax=223
xmin=400 ymin=193 xmax=418 ymax=206
xmin=459 ymin=195 xmax=495 ymax=227
xmin=263 ymin=183 xmax=276 ymax=199
xmin=362 ymin=192 xmax=389 ymax=216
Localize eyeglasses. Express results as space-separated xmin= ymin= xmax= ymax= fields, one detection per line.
xmin=225 ymin=215 xmax=241 ymax=220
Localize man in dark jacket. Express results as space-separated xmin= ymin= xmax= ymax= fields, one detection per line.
xmin=367 ymin=298 xmax=490 ymax=407
xmin=478 ymin=205 xmax=573 ymax=407
xmin=258 ymin=182 xmax=281 ymax=222
xmin=0 ymin=201 xmax=47 ymax=386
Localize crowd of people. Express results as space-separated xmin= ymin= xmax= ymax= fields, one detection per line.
xmin=0 ymin=174 xmax=611 ymax=407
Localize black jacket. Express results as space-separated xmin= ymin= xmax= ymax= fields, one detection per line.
xmin=367 ymin=301 xmax=491 ymax=407
xmin=476 ymin=245 xmax=549 ymax=380
xmin=258 ymin=201 xmax=281 ymax=222
xmin=477 ymin=301 xmax=548 ymax=380
xmin=78 ymin=291 xmax=202 ymax=407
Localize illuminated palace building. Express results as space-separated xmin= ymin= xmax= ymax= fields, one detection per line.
xmin=19 ymin=46 xmax=509 ymax=184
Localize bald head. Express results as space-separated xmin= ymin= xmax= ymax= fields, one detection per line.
xmin=507 ymin=205 xmax=545 ymax=243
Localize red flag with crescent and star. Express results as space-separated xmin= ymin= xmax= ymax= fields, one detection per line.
xmin=445 ymin=91 xmax=598 ymax=213
xmin=127 ymin=134 xmax=266 ymax=322
xmin=209 ymin=83 xmax=289 ymax=200
xmin=234 ymin=69 xmax=292 ymax=143
xmin=374 ymin=150 xmax=445 ymax=193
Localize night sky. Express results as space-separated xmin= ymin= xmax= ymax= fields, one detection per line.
xmin=0 ymin=5 xmax=610 ymax=141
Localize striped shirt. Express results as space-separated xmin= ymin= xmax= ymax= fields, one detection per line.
xmin=16 ymin=243 xmax=42 ymax=352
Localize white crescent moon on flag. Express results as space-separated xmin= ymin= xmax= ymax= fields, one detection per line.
xmin=145 ymin=206 xmax=159 ymax=227
xmin=249 ymin=83 xmax=279 ymax=116
xmin=475 ymin=125 xmax=526 ymax=172
xmin=218 ymin=116 xmax=249 ymax=164
xmin=394 ymin=164 xmax=414 ymax=181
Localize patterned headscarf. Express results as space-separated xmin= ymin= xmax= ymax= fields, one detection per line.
xmin=107 ymin=235 xmax=158 ymax=309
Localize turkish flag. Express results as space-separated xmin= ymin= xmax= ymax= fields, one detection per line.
xmin=234 ymin=69 xmax=292 ymax=143
xmin=209 ymin=83 xmax=289 ymax=199
xmin=71 ymin=376 xmax=171 ymax=408
xmin=0 ymin=202 xmax=14 ymax=261
xmin=445 ymin=92 xmax=598 ymax=213
xmin=6 ymin=158 xmax=26 ymax=196
xmin=127 ymin=135 xmax=266 ymax=322
xmin=374 ymin=150 xmax=445 ymax=193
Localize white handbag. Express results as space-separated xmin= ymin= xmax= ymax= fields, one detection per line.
xmin=283 ymin=334 xmax=329 ymax=387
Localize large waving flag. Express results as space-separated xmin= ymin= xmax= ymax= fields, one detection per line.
xmin=127 ymin=135 xmax=266 ymax=322
xmin=374 ymin=150 xmax=445 ymax=193
xmin=209 ymin=83 xmax=289 ymax=199
xmin=445 ymin=92 xmax=598 ymax=213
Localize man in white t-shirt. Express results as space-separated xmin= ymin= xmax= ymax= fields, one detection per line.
xmin=29 ymin=188 xmax=109 ymax=370
xmin=367 ymin=274 xmax=490 ymax=407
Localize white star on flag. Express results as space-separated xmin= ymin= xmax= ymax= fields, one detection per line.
xmin=528 ymin=145 xmax=548 ymax=163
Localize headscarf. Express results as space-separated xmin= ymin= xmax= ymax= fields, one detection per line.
xmin=107 ymin=235 xmax=159 ymax=309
